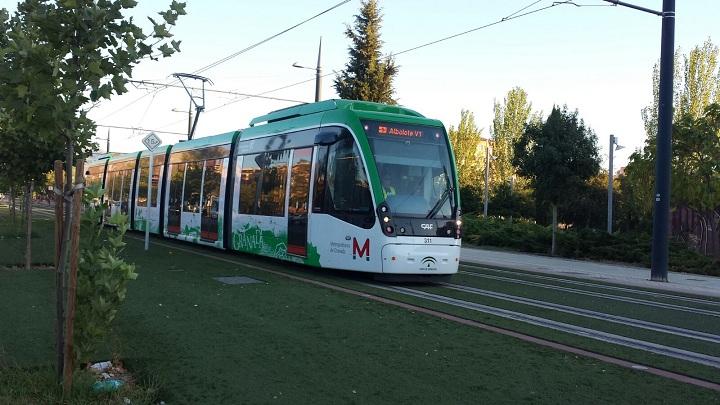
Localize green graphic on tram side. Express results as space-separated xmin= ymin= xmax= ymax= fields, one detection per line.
xmin=181 ymin=225 xmax=201 ymax=242
xmin=232 ymin=225 xmax=288 ymax=260
xmin=134 ymin=213 xmax=158 ymax=233
xmin=217 ymin=214 xmax=224 ymax=243
xmin=304 ymin=243 xmax=321 ymax=267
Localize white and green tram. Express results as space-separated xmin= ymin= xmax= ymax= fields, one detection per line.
xmin=86 ymin=100 xmax=462 ymax=279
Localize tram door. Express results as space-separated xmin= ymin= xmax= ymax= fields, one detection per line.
xmin=287 ymin=148 xmax=313 ymax=256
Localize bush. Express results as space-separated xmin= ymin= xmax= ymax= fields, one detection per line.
xmin=75 ymin=185 xmax=137 ymax=364
xmin=462 ymin=215 xmax=720 ymax=276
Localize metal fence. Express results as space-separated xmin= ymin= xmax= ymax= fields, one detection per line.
xmin=672 ymin=205 xmax=720 ymax=259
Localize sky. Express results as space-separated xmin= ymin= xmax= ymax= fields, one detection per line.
xmin=2 ymin=0 xmax=719 ymax=169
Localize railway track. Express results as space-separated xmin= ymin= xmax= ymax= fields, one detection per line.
xmin=442 ymin=282 xmax=720 ymax=344
xmin=461 ymin=264 xmax=720 ymax=307
xmin=126 ymin=236 xmax=720 ymax=392
xmin=458 ymin=268 xmax=720 ymax=317
xmin=367 ymin=283 xmax=720 ymax=369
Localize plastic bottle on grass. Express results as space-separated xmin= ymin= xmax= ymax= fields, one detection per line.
xmin=92 ymin=379 xmax=124 ymax=393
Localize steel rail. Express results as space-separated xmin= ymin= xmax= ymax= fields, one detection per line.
xmin=370 ymin=284 xmax=720 ymax=369
xmin=460 ymin=263 xmax=720 ymax=307
xmin=443 ymin=283 xmax=720 ymax=344
xmin=458 ymin=269 xmax=720 ymax=317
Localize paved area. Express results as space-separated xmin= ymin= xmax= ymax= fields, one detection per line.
xmin=461 ymin=247 xmax=720 ymax=299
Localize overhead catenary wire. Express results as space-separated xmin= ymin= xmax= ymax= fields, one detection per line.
xmin=94 ymin=124 xmax=188 ymax=137
xmin=127 ymin=80 xmax=307 ymax=104
xmin=97 ymin=0 xmax=351 ymax=121
xmin=193 ymin=0 xmax=582 ymax=116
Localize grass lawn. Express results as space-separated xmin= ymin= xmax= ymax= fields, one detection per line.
xmin=0 ymin=204 xmax=55 ymax=267
xmin=2 ymin=232 xmax=718 ymax=404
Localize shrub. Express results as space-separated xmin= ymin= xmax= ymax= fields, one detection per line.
xmin=462 ymin=215 xmax=720 ymax=276
xmin=75 ymin=185 xmax=137 ymax=364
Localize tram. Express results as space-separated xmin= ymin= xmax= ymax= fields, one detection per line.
xmin=86 ymin=99 xmax=462 ymax=277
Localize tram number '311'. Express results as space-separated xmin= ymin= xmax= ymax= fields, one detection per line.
xmin=424 ymin=238 xmax=432 ymax=244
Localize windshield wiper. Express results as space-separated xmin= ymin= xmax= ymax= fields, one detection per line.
xmin=426 ymin=187 xmax=450 ymax=219
xmin=426 ymin=166 xmax=453 ymax=219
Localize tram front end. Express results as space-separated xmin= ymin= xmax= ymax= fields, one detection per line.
xmin=361 ymin=119 xmax=461 ymax=278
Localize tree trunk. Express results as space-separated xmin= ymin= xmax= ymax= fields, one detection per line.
xmin=25 ymin=181 xmax=33 ymax=270
xmin=10 ymin=186 xmax=16 ymax=227
xmin=63 ymin=159 xmax=84 ymax=393
xmin=551 ymin=203 xmax=558 ymax=256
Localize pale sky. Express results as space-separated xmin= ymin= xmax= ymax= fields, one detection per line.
xmin=2 ymin=0 xmax=719 ymax=169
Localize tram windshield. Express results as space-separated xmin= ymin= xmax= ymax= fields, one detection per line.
xmin=363 ymin=121 xmax=456 ymax=219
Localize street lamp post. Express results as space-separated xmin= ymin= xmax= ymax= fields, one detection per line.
xmin=607 ymin=134 xmax=624 ymax=234
xmin=483 ymin=142 xmax=493 ymax=218
xmin=293 ymin=37 xmax=322 ymax=102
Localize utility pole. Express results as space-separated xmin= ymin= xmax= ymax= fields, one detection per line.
xmin=603 ymin=0 xmax=674 ymax=281
xmin=106 ymin=129 xmax=110 ymax=153
xmin=483 ymin=142 xmax=492 ymax=218
xmin=607 ymin=134 xmax=624 ymax=234
xmin=315 ymin=37 xmax=322 ymax=102
xmin=293 ymin=37 xmax=323 ymax=102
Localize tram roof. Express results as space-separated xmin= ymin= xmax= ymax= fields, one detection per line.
xmin=248 ymin=99 xmax=425 ymax=127
xmin=168 ymin=131 xmax=237 ymax=153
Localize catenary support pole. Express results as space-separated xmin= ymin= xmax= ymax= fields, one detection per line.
xmin=650 ymin=0 xmax=675 ymax=282
xmin=483 ymin=143 xmax=490 ymax=217
xmin=315 ymin=37 xmax=322 ymax=102
xmin=607 ymin=134 xmax=614 ymax=234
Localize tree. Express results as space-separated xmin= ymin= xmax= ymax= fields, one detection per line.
xmin=627 ymin=38 xmax=720 ymax=231
xmin=671 ymin=103 xmax=720 ymax=254
xmin=448 ymin=110 xmax=485 ymax=213
xmin=334 ymin=0 xmax=398 ymax=103
xmin=641 ymin=38 xmax=719 ymax=140
xmin=513 ymin=106 xmax=600 ymax=255
xmin=0 ymin=0 xmax=186 ymax=387
xmin=491 ymin=87 xmax=532 ymax=186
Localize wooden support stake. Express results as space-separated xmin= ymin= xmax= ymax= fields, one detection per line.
xmin=54 ymin=160 xmax=65 ymax=381
xmin=25 ymin=181 xmax=33 ymax=270
xmin=62 ymin=159 xmax=84 ymax=393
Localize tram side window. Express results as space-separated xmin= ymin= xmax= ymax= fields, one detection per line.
xmin=202 ymin=159 xmax=222 ymax=218
xmin=314 ymin=135 xmax=375 ymax=229
xmin=168 ymin=164 xmax=185 ymax=218
xmin=238 ymin=150 xmax=289 ymax=216
xmin=182 ymin=161 xmax=203 ymax=213
xmin=239 ymin=155 xmax=260 ymax=215
xmin=110 ymin=172 xmax=121 ymax=202
xmin=137 ymin=164 xmax=149 ymax=206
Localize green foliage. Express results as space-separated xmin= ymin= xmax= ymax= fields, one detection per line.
xmin=491 ymin=87 xmax=532 ymax=186
xmin=488 ymin=181 xmax=535 ymax=219
xmin=671 ymin=103 xmax=720 ymax=211
xmin=75 ymin=184 xmax=137 ymax=364
xmin=334 ymin=0 xmax=398 ymax=103
xmin=462 ymin=215 xmax=720 ymax=275
xmin=0 ymin=0 xmax=186 ymax=173
xmin=448 ymin=109 xmax=484 ymax=191
xmin=513 ymin=105 xmax=600 ymax=208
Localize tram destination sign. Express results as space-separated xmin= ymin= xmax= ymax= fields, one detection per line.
xmin=142 ymin=132 xmax=162 ymax=151
xmin=362 ymin=120 xmax=444 ymax=143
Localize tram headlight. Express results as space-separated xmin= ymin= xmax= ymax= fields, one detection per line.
xmin=383 ymin=216 xmax=390 ymax=223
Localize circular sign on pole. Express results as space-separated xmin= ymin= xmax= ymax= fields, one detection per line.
xmin=142 ymin=132 xmax=162 ymax=151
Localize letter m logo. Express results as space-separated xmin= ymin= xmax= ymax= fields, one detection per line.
xmin=352 ymin=238 xmax=370 ymax=261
